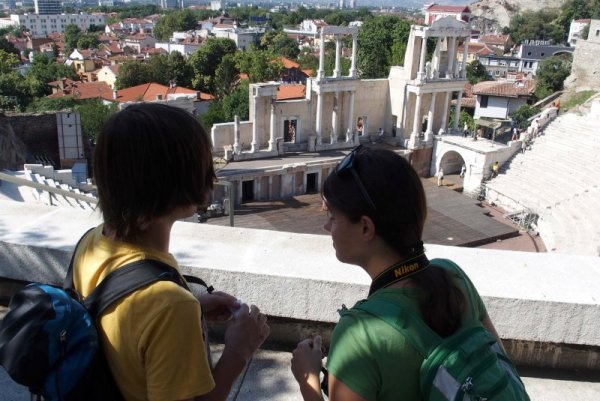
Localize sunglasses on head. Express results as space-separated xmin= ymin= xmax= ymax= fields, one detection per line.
xmin=335 ymin=145 xmax=377 ymax=212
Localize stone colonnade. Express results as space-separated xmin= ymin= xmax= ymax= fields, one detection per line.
xmin=407 ymin=20 xmax=471 ymax=148
xmin=314 ymin=26 xmax=359 ymax=146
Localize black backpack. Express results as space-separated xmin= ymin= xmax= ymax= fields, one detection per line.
xmin=0 ymin=232 xmax=211 ymax=401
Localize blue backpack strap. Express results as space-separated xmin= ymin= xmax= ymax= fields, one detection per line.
xmin=354 ymin=297 xmax=442 ymax=358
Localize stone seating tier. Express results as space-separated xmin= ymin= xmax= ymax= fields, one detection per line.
xmin=485 ymin=110 xmax=600 ymax=256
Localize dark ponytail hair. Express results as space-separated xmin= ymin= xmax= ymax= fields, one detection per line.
xmin=323 ymin=147 xmax=464 ymax=337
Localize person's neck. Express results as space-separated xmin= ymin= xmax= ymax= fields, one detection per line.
xmin=104 ymin=217 xmax=174 ymax=254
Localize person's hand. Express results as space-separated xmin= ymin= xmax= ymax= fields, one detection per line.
xmin=291 ymin=336 xmax=324 ymax=385
xmin=223 ymin=303 xmax=270 ymax=363
xmin=198 ymin=291 xmax=240 ymax=322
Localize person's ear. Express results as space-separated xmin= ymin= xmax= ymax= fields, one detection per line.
xmin=360 ymin=215 xmax=377 ymax=241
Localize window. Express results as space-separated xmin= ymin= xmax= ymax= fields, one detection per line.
xmin=596 ymin=29 xmax=599 ymax=36
xmin=527 ymin=51 xmax=532 ymax=56
xmin=480 ymin=95 xmax=489 ymax=108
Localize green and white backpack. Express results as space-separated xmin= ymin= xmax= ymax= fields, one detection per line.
xmin=354 ymin=264 xmax=530 ymax=401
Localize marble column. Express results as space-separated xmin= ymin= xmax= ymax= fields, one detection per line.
xmin=438 ymin=91 xmax=450 ymax=135
xmin=268 ymin=101 xmax=276 ymax=151
xmin=425 ymin=92 xmax=437 ymax=142
xmin=418 ymin=35 xmax=428 ymax=79
xmin=334 ymin=36 xmax=341 ymax=78
xmin=250 ymin=95 xmax=259 ymax=152
xmin=461 ymin=38 xmax=469 ymax=78
xmin=447 ymin=36 xmax=456 ymax=78
xmin=318 ymin=30 xmax=325 ymax=79
xmin=434 ymin=37 xmax=442 ymax=78
xmin=233 ymin=114 xmax=241 ymax=154
xmin=350 ymin=34 xmax=357 ymax=77
xmin=331 ymin=92 xmax=339 ymax=143
xmin=316 ymin=91 xmax=323 ymax=145
xmin=346 ymin=90 xmax=355 ymax=142
xmin=454 ymin=90 xmax=463 ymax=132
xmin=412 ymin=93 xmax=422 ymax=137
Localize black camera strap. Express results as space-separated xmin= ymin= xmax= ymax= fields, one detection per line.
xmin=368 ymin=253 xmax=431 ymax=296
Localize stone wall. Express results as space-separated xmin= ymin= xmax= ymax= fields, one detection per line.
xmin=0 ymin=112 xmax=60 ymax=168
xmin=566 ymin=20 xmax=600 ymax=91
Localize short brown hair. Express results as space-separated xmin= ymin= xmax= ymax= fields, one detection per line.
xmin=94 ymin=104 xmax=215 ymax=240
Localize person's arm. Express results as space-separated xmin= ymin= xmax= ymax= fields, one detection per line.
xmin=177 ymin=304 xmax=270 ymax=401
xmin=480 ymin=312 xmax=506 ymax=353
xmin=291 ymin=337 xmax=324 ymax=401
xmin=328 ymin=373 xmax=370 ymax=401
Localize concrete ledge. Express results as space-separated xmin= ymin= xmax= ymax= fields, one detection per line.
xmin=1 ymin=200 xmax=599 ymax=369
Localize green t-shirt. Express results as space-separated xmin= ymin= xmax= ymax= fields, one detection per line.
xmin=326 ymin=259 xmax=487 ymax=401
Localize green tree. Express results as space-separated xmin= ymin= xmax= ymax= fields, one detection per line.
xmin=297 ymin=46 xmax=318 ymax=73
xmin=188 ymin=38 xmax=237 ymax=92
xmin=153 ymin=10 xmax=198 ymax=41
xmin=0 ymin=49 xmax=20 ymax=74
xmin=507 ymin=10 xmax=564 ymax=44
xmin=147 ymin=53 xmax=189 ymax=86
xmin=511 ymin=104 xmax=540 ymax=129
xmin=449 ymin=110 xmax=475 ymax=132
xmin=0 ymin=72 xmax=32 ymax=111
xmin=534 ymin=54 xmax=572 ymax=99
xmin=201 ymin=80 xmax=250 ymax=128
xmin=64 ymin=24 xmax=82 ymax=54
xmin=466 ymin=60 xmax=491 ymax=84
xmin=77 ymin=34 xmax=100 ymax=50
xmin=26 ymin=53 xmax=78 ymax=98
xmin=76 ymin=99 xmax=117 ymax=142
xmin=235 ymin=48 xmax=283 ymax=83
xmin=266 ymin=31 xmax=300 ymax=59
xmin=115 ymin=61 xmax=154 ymax=89
xmin=357 ymin=16 xmax=411 ymax=78
xmin=221 ymin=80 xmax=249 ymax=120
xmin=0 ymin=37 xmax=19 ymax=56
xmin=167 ymin=51 xmax=193 ymax=88
xmin=213 ymin=53 xmax=239 ymax=99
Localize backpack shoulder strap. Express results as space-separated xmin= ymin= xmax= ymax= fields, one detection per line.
xmin=64 ymin=227 xmax=96 ymax=290
xmin=83 ymin=259 xmax=186 ymax=320
xmin=354 ymin=297 xmax=442 ymax=358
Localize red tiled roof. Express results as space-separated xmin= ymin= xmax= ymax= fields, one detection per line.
xmin=426 ymin=4 xmax=470 ymax=13
xmin=472 ymin=80 xmax=535 ymax=98
xmin=144 ymin=47 xmax=167 ymax=55
xmin=575 ymin=19 xmax=591 ymax=23
xmin=479 ymin=34 xmax=510 ymax=45
xmin=115 ymin=82 xmax=198 ymax=103
xmin=276 ymin=84 xmax=306 ymax=101
xmin=47 ymin=81 xmax=114 ymax=101
xmin=451 ymin=97 xmax=476 ymax=108
xmin=280 ymin=57 xmax=300 ymax=69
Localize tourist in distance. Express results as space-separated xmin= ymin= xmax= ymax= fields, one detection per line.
xmin=291 ymin=146 xmax=507 ymax=401
xmin=73 ymin=104 xmax=270 ymax=401
xmin=437 ymin=168 xmax=444 ymax=187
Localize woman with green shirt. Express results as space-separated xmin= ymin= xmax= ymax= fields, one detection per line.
xmin=290 ymin=146 xmax=505 ymax=401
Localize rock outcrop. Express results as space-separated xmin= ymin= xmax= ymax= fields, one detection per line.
xmin=469 ymin=0 xmax=569 ymax=32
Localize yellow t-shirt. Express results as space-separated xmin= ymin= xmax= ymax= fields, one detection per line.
xmin=73 ymin=225 xmax=215 ymax=401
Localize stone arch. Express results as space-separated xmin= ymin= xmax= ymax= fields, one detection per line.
xmin=436 ymin=149 xmax=466 ymax=176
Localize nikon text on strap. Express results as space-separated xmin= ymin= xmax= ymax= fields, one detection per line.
xmin=368 ymin=253 xmax=430 ymax=296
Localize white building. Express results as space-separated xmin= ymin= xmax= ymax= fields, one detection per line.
xmin=10 ymin=13 xmax=107 ymax=36
xmin=213 ymin=27 xmax=264 ymax=51
xmin=568 ymin=18 xmax=591 ymax=47
xmin=210 ymin=0 xmax=222 ymax=11
xmin=155 ymin=41 xmax=201 ymax=56
xmin=0 ymin=17 xmax=18 ymax=29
